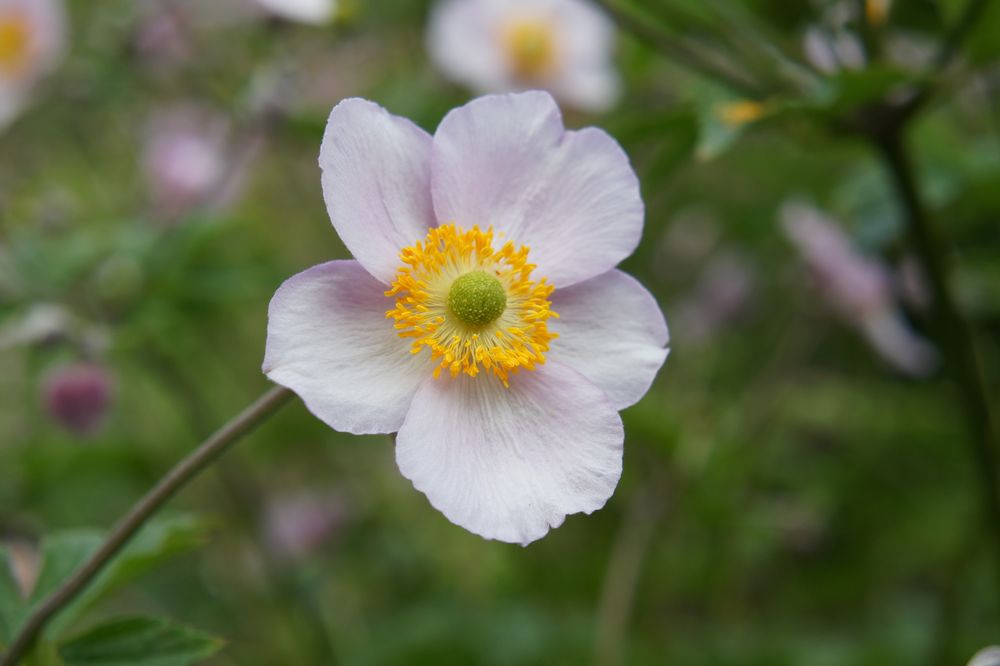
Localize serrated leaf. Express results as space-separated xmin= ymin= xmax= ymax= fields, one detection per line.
xmin=58 ymin=617 xmax=223 ymax=666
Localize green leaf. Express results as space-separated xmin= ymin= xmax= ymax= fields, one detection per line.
xmin=53 ymin=517 xmax=213 ymax=636
xmin=58 ymin=617 xmax=223 ymax=666
xmin=28 ymin=533 xmax=104 ymax=609
xmin=695 ymin=96 xmax=767 ymax=161
xmin=965 ymin=0 xmax=1000 ymax=64
xmin=810 ymin=66 xmax=913 ymax=114
xmin=23 ymin=640 xmax=66 ymax=666
xmin=0 ymin=547 xmax=28 ymax=647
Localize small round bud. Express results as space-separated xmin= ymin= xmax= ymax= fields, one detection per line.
xmin=41 ymin=363 xmax=114 ymax=437
xmin=447 ymin=271 xmax=507 ymax=327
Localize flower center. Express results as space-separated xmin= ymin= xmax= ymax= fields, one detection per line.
xmin=0 ymin=13 xmax=30 ymax=76
xmin=501 ymin=18 xmax=557 ymax=80
xmin=448 ymin=270 xmax=507 ymax=327
xmin=386 ymin=224 xmax=558 ymax=386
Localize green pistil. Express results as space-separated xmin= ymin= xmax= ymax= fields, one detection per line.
xmin=448 ymin=271 xmax=507 ymax=327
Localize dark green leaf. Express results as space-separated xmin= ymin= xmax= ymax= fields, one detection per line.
xmin=53 ymin=517 xmax=213 ymax=636
xmin=28 ymin=533 xmax=103 ymax=609
xmin=59 ymin=617 xmax=223 ymax=666
xmin=0 ymin=547 xmax=27 ymax=646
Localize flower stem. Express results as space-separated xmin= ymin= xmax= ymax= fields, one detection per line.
xmin=1 ymin=385 xmax=294 ymax=666
xmin=875 ymin=130 xmax=1000 ymax=586
xmin=935 ymin=0 xmax=993 ymax=70
xmin=593 ymin=0 xmax=768 ymax=99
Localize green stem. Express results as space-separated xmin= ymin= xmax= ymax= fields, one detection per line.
xmin=0 ymin=386 xmax=294 ymax=666
xmin=936 ymin=0 xmax=993 ymax=69
xmin=875 ymin=130 xmax=1000 ymax=590
xmin=593 ymin=0 xmax=768 ymax=99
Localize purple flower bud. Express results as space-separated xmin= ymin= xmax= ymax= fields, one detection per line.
xmin=41 ymin=363 xmax=114 ymax=437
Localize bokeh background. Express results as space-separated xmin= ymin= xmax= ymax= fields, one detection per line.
xmin=2 ymin=0 xmax=1000 ymax=664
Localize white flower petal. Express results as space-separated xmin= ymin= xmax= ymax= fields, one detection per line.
xmin=427 ymin=0 xmax=509 ymax=94
xmin=549 ymin=269 xmax=669 ymax=410
xmin=255 ymin=0 xmax=336 ymax=24
xmin=263 ymin=260 xmax=430 ymax=435
xmin=396 ymin=362 xmax=623 ymax=545
xmin=549 ymin=64 xmax=621 ymax=113
xmin=319 ymin=98 xmax=436 ymax=284
xmin=431 ymin=91 xmax=642 ymax=287
xmin=0 ymin=87 xmax=26 ymax=131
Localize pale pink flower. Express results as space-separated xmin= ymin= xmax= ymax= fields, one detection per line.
xmin=264 ymin=92 xmax=668 ymax=544
xmin=142 ymin=105 xmax=229 ymax=219
xmin=428 ymin=0 xmax=620 ymax=113
xmin=0 ymin=0 xmax=66 ymax=130
xmin=781 ymin=201 xmax=937 ymax=377
xmin=41 ymin=362 xmax=114 ymax=437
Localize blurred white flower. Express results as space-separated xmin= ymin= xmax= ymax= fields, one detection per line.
xmin=781 ymin=201 xmax=938 ymax=377
xmin=970 ymin=647 xmax=1000 ymax=666
xmin=0 ymin=303 xmax=72 ymax=350
xmin=0 ymin=0 xmax=66 ymax=130
xmin=428 ymin=0 xmax=620 ymax=112
xmin=142 ymin=105 xmax=230 ymax=219
xmin=254 ymin=0 xmax=337 ymax=25
xmin=803 ymin=26 xmax=865 ymax=74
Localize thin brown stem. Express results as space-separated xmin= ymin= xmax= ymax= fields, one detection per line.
xmin=1 ymin=386 xmax=294 ymax=666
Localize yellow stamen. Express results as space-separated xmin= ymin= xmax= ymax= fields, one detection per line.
xmin=385 ymin=224 xmax=558 ymax=387
xmin=501 ymin=18 xmax=557 ymax=80
xmin=0 ymin=12 xmax=30 ymax=77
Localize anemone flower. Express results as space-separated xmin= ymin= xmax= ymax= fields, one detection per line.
xmin=264 ymin=91 xmax=669 ymax=545
xmin=427 ymin=0 xmax=620 ymax=113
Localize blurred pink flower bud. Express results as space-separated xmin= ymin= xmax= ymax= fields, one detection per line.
xmin=133 ymin=5 xmax=193 ymax=71
xmin=781 ymin=201 xmax=938 ymax=377
xmin=41 ymin=362 xmax=114 ymax=437
xmin=142 ymin=105 xmax=230 ymax=219
xmin=674 ymin=251 xmax=756 ymax=344
xmin=263 ymin=490 xmax=348 ymax=561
